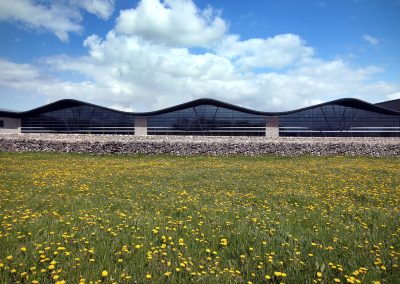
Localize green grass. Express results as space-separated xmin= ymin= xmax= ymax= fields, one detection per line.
xmin=0 ymin=152 xmax=399 ymax=283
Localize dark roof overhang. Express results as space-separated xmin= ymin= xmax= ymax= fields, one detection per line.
xmin=374 ymin=98 xmax=400 ymax=112
xmin=1 ymin=97 xmax=400 ymax=118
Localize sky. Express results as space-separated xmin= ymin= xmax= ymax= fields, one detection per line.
xmin=0 ymin=0 xmax=399 ymax=112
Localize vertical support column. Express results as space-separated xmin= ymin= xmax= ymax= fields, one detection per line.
xmin=0 ymin=117 xmax=21 ymax=134
xmin=17 ymin=118 xmax=21 ymax=133
xmin=134 ymin=116 xmax=147 ymax=136
xmin=265 ymin=116 xmax=279 ymax=137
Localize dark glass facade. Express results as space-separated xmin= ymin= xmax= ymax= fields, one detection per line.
xmin=1 ymin=98 xmax=398 ymax=137
xmin=280 ymin=104 xmax=400 ymax=137
xmin=21 ymin=105 xmax=135 ymax=134
xmin=148 ymin=105 xmax=265 ymax=136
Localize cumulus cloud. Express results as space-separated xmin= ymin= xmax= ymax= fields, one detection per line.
xmin=362 ymin=34 xmax=380 ymax=46
xmin=387 ymin=92 xmax=400 ymax=100
xmin=115 ymin=0 xmax=226 ymax=47
xmin=217 ymin=34 xmax=314 ymax=69
xmin=0 ymin=0 xmax=115 ymax=42
xmin=0 ymin=58 xmax=100 ymax=100
xmin=0 ymin=0 xmax=399 ymax=112
xmin=109 ymin=104 xmax=135 ymax=112
xmin=70 ymin=0 xmax=116 ymax=20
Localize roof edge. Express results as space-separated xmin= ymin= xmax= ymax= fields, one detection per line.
xmin=1 ymin=97 xmax=400 ymax=117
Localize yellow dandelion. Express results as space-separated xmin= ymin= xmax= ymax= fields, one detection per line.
xmin=220 ymin=238 xmax=228 ymax=246
xmin=274 ymin=271 xmax=287 ymax=277
xmin=102 ymin=270 xmax=108 ymax=277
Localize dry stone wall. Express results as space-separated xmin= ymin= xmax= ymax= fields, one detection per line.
xmin=0 ymin=134 xmax=399 ymax=156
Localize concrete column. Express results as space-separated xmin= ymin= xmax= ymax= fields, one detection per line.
xmin=0 ymin=117 xmax=21 ymax=134
xmin=265 ymin=116 xmax=279 ymax=137
xmin=134 ymin=117 xmax=147 ymax=136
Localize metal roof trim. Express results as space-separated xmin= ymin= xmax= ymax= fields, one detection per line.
xmin=1 ymin=97 xmax=400 ymax=118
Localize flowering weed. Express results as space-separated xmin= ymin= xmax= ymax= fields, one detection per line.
xmin=0 ymin=153 xmax=399 ymax=283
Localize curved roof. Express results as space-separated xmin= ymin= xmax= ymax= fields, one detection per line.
xmin=1 ymin=97 xmax=400 ymax=118
xmin=374 ymin=98 xmax=400 ymax=112
xmin=134 ymin=97 xmax=400 ymax=116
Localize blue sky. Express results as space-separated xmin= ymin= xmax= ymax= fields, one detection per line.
xmin=0 ymin=0 xmax=399 ymax=112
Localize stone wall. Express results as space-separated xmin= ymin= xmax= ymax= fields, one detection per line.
xmin=1 ymin=134 xmax=399 ymax=156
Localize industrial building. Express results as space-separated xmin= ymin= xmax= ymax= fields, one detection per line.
xmin=1 ymin=98 xmax=400 ymax=137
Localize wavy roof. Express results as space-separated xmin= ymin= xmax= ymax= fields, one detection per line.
xmin=375 ymin=98 xmax=400 ymax=112
xmin=1 ymin=97 xmax=400 ymax=118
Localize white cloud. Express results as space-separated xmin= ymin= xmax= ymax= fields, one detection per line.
xmin=70 ymin=0 xmax=115 ymax=20
xmin=0 ymin=0 xmax=115 ymax=42
xmin=0 ymin=0 xmax=399 ymax=112
xmin=0 ymin=0 xmax=81 ymax=42
xmin=109 ymin=104 xmax=135 ymax=112
xmin=387 ymin=92 xmax=400 ymax=100
xmin=0 ymin=58 xmax=100 ymax=99
xmin=362 ymin=34 xmax=380 ymax=46
xmin=217 ymin=34 xmax=314 ymax=69
xmin=115 ymin=0 xmax=226 ymax=47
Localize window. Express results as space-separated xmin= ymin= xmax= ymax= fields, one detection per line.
xmin=0 ymin=120 xmax=4 ymax=128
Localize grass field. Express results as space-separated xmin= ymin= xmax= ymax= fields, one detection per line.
xmin=0 ymin=153 xmax=399 ymax=283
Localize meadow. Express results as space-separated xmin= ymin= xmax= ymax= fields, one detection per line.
xmin=0 ymin=153 xmax=399 ymax=283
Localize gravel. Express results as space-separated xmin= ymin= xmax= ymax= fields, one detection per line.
xmin=0 ymin=134 xmax=400 ymax=156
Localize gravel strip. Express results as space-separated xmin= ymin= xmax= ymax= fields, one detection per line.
xmin=0 ymin=134 xmax=400 ymax=156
